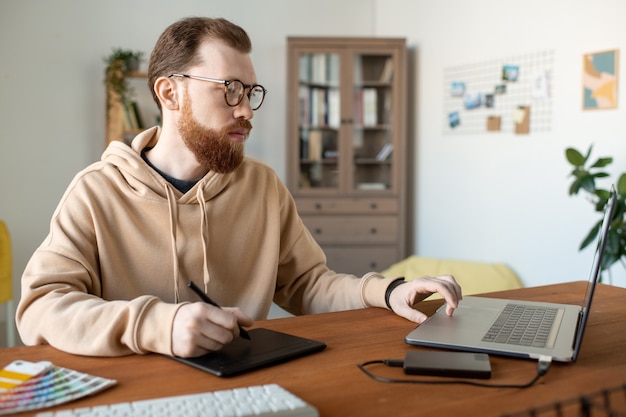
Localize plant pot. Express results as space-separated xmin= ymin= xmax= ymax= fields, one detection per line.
xmin=125 ymin=57 xmax=140 ymax=72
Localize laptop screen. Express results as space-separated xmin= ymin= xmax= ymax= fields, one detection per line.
xmin=572 ymin=186 xmax=617 ymax=361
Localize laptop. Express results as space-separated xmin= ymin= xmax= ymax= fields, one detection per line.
xmin=405 ymin=186 xmax=617 ymax=362
xmin=170 ymin=328 xmax=326 ymax=377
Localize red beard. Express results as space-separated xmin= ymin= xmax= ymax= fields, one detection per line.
xmin=178 ymin=97 xmax=251 ymax=174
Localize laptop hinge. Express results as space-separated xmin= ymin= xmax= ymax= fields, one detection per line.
xmin=572 ymin=309 xmax=585 ymax=350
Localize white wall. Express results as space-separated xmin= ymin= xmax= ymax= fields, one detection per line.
xmin=1 ymin=0 xmax=625 ymax=331
xmin=376 ymin=0 xmax=626 ymax=288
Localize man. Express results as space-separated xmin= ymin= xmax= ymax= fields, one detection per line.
xmin=16 ymin=17 xmax=461 ymax=358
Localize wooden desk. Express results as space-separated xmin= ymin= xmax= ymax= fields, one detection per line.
xmin=5 ymin=282 xmax=626 ymax=417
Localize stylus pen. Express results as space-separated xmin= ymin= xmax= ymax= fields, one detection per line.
xmin=187 ymin=281 xmax=251 ymax=340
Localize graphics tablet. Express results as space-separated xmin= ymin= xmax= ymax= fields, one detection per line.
xmin=170 ymin=328 xmax=326 ymax=377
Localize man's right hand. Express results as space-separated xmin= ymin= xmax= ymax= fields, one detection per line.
xmin=171 ymin=302 xmax=253 ymax=358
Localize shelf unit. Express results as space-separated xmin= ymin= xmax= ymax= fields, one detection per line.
xmin=286 ymin=37 xmax=408 ymax=275
xmin=105 ymin=68 xmax=151 ymax=147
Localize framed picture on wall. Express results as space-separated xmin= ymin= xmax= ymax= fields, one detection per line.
xmin=582 ymin=49 xmax=619 ymax=110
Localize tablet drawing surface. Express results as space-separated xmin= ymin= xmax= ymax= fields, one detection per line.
xmin=170 ymin=328 xmax=326 ymax=377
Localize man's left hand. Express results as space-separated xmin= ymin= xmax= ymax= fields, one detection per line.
xmin=388 ymin=275 xmax=462 ymax=323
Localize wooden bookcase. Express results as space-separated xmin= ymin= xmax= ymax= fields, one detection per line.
xmin=286 ymin=37 xmax=409 ymax=275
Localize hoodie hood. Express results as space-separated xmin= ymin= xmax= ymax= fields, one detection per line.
xmin=101 ymin=127 xmax=231 ymax=203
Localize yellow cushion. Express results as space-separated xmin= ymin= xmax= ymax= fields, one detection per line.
xmin=381 ymin=255 xmax=522 ymax=300
xmin=0 ymin=220 xmax=12 ymax=303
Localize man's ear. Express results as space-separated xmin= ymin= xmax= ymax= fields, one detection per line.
xmin=154 ymin=77 xmax=180 ymax=111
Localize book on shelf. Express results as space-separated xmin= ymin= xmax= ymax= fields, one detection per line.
xmin=121 ymin=100 xmax=134 ymax=130
xmin=375 ymin=143 xmax=394 ymax=161
xmin=312 ymin=54 xmax=327 ymax=84
xmin=130 ymin=101 xmax=144 ymax=128
xmin=380 ymin=90 xmax=393 ymax=124
xmin=308 ymin=130 xmax=323 ymax=161
xmin=309 ymin=88 xmax=319 ymax=127
xmin=327 ymin=89 xmax=340 ymax=128
xmin=357 ymin=182 xmax=386 ymax=190
xmin=308 ymin=88 xmax=326 ymax=127
xmin=299 ymin=54 xmax=312 ymax=82
xmin=379 ymin=58 xmax=394 ymax=83
xmin=362 ymin=88 xmax=378 ymax=126
xmin=353 ymin=89 xmax=363 ymax=125
xmin=306 ymin=87 xmax=339 ymax=128
xmin=327 ymin=54 xmax=340 ymax=85
xmin=317 ymin=88 xmax=327 ymax=126
xmin=122 ymin=100 xmax=143 ymax=130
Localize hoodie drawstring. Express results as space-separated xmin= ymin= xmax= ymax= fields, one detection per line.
xmin=164 ymin=183 xmax=212 ymax=303
xmin=164 ymin=185 xmax=181 ymax=303
xmin=196 ymin=187 xmax=211 ymax=292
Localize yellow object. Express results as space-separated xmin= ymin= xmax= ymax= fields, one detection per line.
xmin=382 ymin=255 xmax=523 ymax=300
xmin=0 ymin=221 xmax=12 ymax=303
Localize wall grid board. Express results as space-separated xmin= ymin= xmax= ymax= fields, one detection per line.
xmin=443 ymin=50 xmax=554 ymax=135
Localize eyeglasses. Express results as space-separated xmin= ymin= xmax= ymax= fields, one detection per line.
xmin=168 ymin=73 xmax=267 ymax=110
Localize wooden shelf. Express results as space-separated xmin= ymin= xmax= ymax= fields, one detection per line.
xmin=105 ymin=69 xmax=150 ymax=147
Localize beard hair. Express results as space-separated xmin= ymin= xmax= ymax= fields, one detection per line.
xmin=178 ymin=93 xmax=250 ymax=174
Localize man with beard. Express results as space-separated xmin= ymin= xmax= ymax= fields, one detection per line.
xmin=16 ymin=17 xmax=462 ymax=358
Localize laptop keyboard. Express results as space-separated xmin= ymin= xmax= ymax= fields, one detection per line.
xmin=482 ymin=304 xmax=558 ymax=348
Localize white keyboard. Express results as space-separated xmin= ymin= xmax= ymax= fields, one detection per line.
xmin=35 ymin=383 xmax=319 ymax=417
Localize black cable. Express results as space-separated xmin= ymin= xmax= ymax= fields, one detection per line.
xmin=357 ymin=355 xmax=552 ymax=389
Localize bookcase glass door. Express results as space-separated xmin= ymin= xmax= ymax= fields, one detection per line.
xmin=297 ymin=52 xmax=341 ymax=190
xmin=352 ymin=53 xmax=395 ymax=192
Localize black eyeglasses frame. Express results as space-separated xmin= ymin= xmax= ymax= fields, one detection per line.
xmin=167 ymin=73 xmax=267 ymax=110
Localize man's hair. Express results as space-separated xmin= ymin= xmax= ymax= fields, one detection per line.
xmin=147 ymin=17 xmax=252 ymax=110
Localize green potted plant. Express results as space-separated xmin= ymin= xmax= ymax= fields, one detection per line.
xmin=103 ymin=48 xmax=144 ymax=104
xmin=565 ymin=145 xmax=626 ymax=279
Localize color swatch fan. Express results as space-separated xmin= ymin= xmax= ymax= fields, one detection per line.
xmin=0 ymin=360 xmax=117 ymax=415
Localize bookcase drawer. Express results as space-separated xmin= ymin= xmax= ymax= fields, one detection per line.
xmin=302 ymin=215 xmax=398 ymax=244
xmin=296 ymin=198 xmax=398 ymax=214
xmin=324 ymin=246 xmax=400 ymax=275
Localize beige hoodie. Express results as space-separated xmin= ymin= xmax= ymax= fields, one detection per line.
xmin=16 ymin=127 xmax=395 ymax=357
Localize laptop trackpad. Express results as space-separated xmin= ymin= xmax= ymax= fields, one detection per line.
xmin=411 ymin=303 xmax=500 ymax=342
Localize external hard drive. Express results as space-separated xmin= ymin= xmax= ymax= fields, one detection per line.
xmin=403 ymin=350 xmax=491 ymax=379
